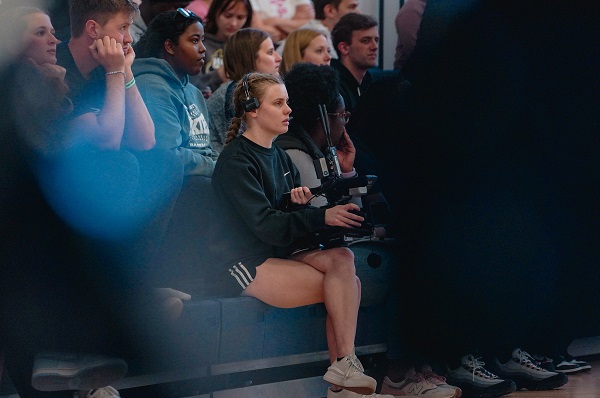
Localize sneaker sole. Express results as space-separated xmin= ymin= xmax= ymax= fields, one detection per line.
xmin=31 ymin=360 xmax=128 ymax=391
xmin=556 ymin=364 xmax=592 ymax=373
xmin=508 ymin=374 xmax=568 ymax=391
xmin=445 ymin=379 xmax=516 ymax=398
xmin=323 ymin=373 xmax=376 ymax=395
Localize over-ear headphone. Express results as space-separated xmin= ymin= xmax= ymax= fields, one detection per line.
xmin=241 ymin=73 xmax=260 ymax=112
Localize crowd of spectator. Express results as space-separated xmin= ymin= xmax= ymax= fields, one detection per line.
xmin=0 ymin=0 xmax=598 ymax=397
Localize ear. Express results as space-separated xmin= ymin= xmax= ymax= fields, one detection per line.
xmin=85 ymin=20 xmax=100 ymax=39
xmin=323 ymin=4 xmax=336 ymax=19
xmin=164 ymin=39 xmax=175 ymax=56
xmin=337 ymin=41 xmax=350 ymax=56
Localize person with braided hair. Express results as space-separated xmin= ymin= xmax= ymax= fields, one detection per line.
xmin=210 ymin=72 xmax=389 ymax=398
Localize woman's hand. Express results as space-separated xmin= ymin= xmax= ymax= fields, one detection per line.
xmin=336 ymin=130 xmax=356 ymax=174
xmin=325 ymin=203 xmax=364 ymax=228
xmin=289 ymin=186 xmax=312 ymax=205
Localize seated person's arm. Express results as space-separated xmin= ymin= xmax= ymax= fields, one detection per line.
xmin=263 ymin=4 xmax=315 ymax=35
xmin=250 ymin=12 xmax=285 ymax=42
xmin=122 ymin=44 xmax=155 ymax=151
xmin=68 ymin=37 xmax=152 ymax=150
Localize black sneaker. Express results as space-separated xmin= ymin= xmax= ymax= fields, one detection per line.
xmin=490 ymin=349 xmax=568 ymax=391
xmin=445 ymin=354 xmax=516 ymax=398
xmin=554 ymin=355 xmax=592 ymax=373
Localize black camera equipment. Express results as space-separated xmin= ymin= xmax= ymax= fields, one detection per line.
xmin=280 ymin=104 xmax=384 ymax=249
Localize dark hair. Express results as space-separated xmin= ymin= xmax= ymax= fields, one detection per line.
xmin=69 ymin=0 xmax=138 ymax=38
xmin=284 ymin=63 xmax=341 ymax=134
xmin=204 ymin=0 xmax=252 ymax=34
xmin=313 ymin=0 xmax=343 ymax=21
xmin=223 ymin=28 xmax=270 ymax=81
xmin=225 ymin=72 xmax=284 ymax=144
xmin=331 ymin=13 xmax=377 ymax=56
xmin=134 ymin=9 xmax=203 ymax=59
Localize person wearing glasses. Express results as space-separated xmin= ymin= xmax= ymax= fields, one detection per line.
xmin=210 ymin=72 xmax=384 ymax=398
xmin=133 ymin=8 xmax=218 ymax=177
xmin=275 ymin=63 xmax=354 ymax=209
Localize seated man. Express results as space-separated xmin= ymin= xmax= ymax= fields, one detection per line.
xmin=53 ymin=0 xmax=187 ymax=352
xmin=330 ymin=12 xmax=378 ymax=114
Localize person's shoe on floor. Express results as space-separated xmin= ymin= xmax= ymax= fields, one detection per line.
xmin=553 ymin=354 xmax=592 ymax=373
xmin=421 ymin=364 xmax=462 ymax=398
xmin=445 ymin=354 xmax=516 ymax=398
xmin=380 ymin=367 xmax=455 ymax=397
xmin=323 ymin=352 xmax=377 ymax=395
xmin=326 ymin=387 xmax=394 ymax=398
xmin=490 ymin=348 xmax=568 ymax=391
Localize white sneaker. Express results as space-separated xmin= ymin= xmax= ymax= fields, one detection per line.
xmin=327 ymin=388 xmax=395 ymax=398
xmin=323 ymin=353 xmax=377 ymax=395
xmin=421 ymin=364 xmax=462 ymax=398
xmin=380 ymin=368 xmax=455 ymax=398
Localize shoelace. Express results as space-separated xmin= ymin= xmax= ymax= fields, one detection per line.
xmin=344 ymin=354 xmax=365 ymax=378
xmin=464 ymin=356 xmax=500 ymax=381
xmin=515 ymin=350 xmax=546 ymax=372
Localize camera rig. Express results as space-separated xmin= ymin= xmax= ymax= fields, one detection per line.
xmin=280 ymin=104 xmax=385 ymax=249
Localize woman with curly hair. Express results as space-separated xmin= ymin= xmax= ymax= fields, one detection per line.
xmin=276 ymin=63 xmax=354 ymax=207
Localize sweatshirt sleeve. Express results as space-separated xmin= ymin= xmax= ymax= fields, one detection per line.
xmin=215 ymin=155 xmax=327 ymax=247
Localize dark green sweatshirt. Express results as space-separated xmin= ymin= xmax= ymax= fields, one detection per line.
xmin=210 ymin=135 xmax=327 ymax=267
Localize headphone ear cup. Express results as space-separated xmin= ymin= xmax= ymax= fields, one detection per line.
xmin=241 ymin=73 xmax=259 ymax=112
xmin=243 ymin=97 xmax=260 ymax=112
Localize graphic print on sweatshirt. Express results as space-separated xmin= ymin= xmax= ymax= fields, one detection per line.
xmin=186 ymin=103 xmax=210 ymax=148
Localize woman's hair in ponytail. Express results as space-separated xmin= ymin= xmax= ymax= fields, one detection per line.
xmin=224 ymin=72 xmax=285 ymax=145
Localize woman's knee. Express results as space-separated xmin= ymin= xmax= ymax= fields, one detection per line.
xmin=327 ymin=247 xmax=355 ymax=274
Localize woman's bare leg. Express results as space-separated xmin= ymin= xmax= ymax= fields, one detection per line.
xmin=243 ymin=247 xmax=360 ymax=359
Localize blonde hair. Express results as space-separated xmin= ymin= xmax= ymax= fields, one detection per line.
xmin=280 ymin=28 xmax=326 ymax=74
xmin=225 ymin=72 xmax=284 ymax=145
